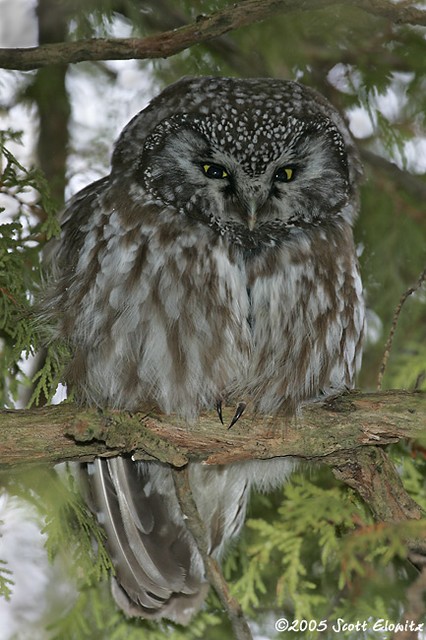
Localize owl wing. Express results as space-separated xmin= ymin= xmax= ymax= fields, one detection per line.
xmin=55 ymin=177 xmax=110 ymax=269
xmin=46 ymin=178 xmax=215 ymax=623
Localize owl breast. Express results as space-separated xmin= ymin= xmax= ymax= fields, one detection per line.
xmin=64 ymin=195 xmax=363 ymax=419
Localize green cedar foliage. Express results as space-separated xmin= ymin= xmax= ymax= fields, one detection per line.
xmin=0 ymin=129 xmax=62 ymax=407
xmin=223 ymin=469 xmax=426 ymax=638
xmin=0 ymin=559 xmax=13 ymax=601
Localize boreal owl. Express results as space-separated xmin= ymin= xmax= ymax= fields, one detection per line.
xmin=43 ymin=77 xmax=365 ymax=623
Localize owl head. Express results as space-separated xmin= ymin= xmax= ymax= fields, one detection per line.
xmin=111 ymin=77 xmax=361 ymax=247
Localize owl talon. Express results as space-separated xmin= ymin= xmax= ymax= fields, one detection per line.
xmin=216 ymin=400 xmax=224 ymax=425
xmin=228 ymin=402 xmax=247 ymax=429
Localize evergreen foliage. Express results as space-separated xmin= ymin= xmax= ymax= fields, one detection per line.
xmin=0 ymin=559 xmax=14 ymax=601
xmin=223 ymin=470 xmax=426 ymax=638
xmin=0 ymin=129 xmax=60 ymax=407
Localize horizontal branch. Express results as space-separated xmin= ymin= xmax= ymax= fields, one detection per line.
xmin=0 ymin=390 xmax=424 ymax=467
xmin=0 ymin=0 xmax=425 ymax=70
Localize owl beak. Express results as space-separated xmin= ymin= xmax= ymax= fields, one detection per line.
xmin=246 ymin=200 xmax=257 ymax=231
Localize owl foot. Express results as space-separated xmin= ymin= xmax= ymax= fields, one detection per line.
xmin=228 ymin=402 xmax=247 ymax=429
xmin=216 ymin=400 xmax=224 ymax=425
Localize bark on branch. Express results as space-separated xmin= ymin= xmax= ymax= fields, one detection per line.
xmin=0 ymin=0 xmax=425 ymax=71
xmin=0 ymin=390 xmax=424 ymax=468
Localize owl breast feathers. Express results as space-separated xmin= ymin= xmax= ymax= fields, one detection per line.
xmin=43 ymin=77 xmax=365 ymax=622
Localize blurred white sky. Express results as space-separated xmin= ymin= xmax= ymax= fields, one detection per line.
xmin=0 ymin=0 xmax=37 ymax=47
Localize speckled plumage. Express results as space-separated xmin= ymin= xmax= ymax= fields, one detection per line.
xmin=43 ymin=76 xmax=365 ymax=623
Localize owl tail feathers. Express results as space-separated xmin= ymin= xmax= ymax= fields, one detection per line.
xmin=80 ymin=457 xmax=209 ymax=625
xmin=111 ymin=573 xmax=209 ymax=624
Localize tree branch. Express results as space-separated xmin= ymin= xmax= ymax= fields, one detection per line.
xmin=0 ymin=0 xmax=425 ymax=71
xmin=119 ymin=0 xmax=270 ymax=77
xmin=0 ymin=390 xmax=424 ymax=467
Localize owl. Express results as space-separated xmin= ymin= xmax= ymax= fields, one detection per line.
xmin=43 ymin=77 xmax=365 ymax=623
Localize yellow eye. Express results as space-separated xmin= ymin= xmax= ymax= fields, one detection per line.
xmin=202 ymin=163 xmax=228 ymax=179
xmin=274 ymin=166 xmax=295 ymax=182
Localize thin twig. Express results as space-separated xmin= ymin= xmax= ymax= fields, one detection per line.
xmin=0 ymin=287 xmax=20 ymax=307
xmin=377 ymin=267 xmax=426 ymax=390
xmin=171 ymin=466 xmax=253 ymax=640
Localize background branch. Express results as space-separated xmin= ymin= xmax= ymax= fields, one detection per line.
xmin=0 ymin=0 xmax=425 ymax=70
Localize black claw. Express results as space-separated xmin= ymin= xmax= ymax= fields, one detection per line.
xmin=228 ymin=402 xmax=247 ymax=429
xmin=216 ymin=400 xmax=224 ymax=425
